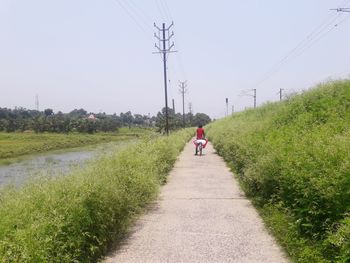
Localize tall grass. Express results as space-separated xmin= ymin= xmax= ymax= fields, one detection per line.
xmin=207 ymin=79 xmax=350 ymax=262
xmin=0 ymin=129 xmax=193 ymax=262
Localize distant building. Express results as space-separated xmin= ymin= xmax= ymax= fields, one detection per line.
xmin=87 ymin=114 xmax=97 ymax=120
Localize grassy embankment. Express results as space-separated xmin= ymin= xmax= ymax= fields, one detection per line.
xmin=207 ymin=79 xmax=350 ymax=262
xmin=0 ymin=128 xmax=148 ymax=165
xmin=0 ymin=128 xmax=193 ymax=262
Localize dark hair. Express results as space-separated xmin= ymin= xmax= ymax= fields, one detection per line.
xmin=198 ymin=124 xmax=203 ymax=128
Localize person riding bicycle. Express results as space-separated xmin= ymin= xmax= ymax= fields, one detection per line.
xmin=194 ymin=125 xmax=207 ymax=155
xmin=196 ymin=124 xmax=205 ymax=140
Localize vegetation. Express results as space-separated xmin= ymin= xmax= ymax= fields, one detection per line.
xmin=207 ymin=79 xmax=350 ymax=262
xmin=0 ymin=106 xmax=211 ymax=134
xmin=0 ymin=128 xmax=193 ymax=262
xmin=155 ymin=107 xmax=211 ymax=132
xmin=0 ymin=132 xmax=135 ymax=161
xmin=0 ymin=108 xmax=157 ymax=133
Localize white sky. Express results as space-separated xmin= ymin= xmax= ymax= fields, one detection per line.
xmin=0 ymin=0 xmax=350 ymax=119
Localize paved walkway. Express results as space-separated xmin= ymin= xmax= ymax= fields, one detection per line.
xmin=104 ymin=142 xmax=287 ymax=263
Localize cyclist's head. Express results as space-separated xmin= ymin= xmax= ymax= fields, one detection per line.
xmin=198 ymin=124 xmax=203 ymax=128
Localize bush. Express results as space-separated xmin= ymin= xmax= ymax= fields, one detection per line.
xmin=207 ymin=79 xmax=350 ymax=262
xmin=0 ymin=129 xmax=193 ymax=262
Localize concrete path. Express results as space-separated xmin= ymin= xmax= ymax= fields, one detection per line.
xmin=104 ymin=142 xmax=288 ymax=263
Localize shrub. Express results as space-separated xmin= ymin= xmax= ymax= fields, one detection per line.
xmin=207 ymin=79 xmax=350 ymax=261
xmin=0 ymin=129 xmax=193 ymax=262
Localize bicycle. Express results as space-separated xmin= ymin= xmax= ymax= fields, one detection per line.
xmin=196 ymin=141 xmax=203 ymax=156
xmin=194 ymin=138 xmax=208 ymax=156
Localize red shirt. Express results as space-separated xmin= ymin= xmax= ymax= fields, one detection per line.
xmin=196 ymin=128 xmax=205 ymax=139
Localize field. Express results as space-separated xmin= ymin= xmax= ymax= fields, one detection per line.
xmin=0 ymin=129 xmax=193 ymax=262
xmin=0 ymin=130 xmax=144 ymax=162
xmin=207 ymin=79 xmax=350 ymax=262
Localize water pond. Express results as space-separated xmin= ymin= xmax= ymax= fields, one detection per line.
xmin=0 ymin=140 xmax=133 ymax=188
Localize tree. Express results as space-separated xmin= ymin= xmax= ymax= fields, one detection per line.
xmin=155 ymin=107 xmax=186 ymax=132
xmin=0 ymin=119 xmax=8 ymax=131
xmin=0 ymin=107 xmax=152 ymax=133
xmin=192 ymin=113 xmax=211 ymax=127
xmin=33 ymin=116 xmax=45 ymax=133
xmin=120 ymin=111 xmax=134 ymax=128
xmin=156 ymin=107 xmax=211 ymax=132
xmin=133 ymin=114 xmax=144 ymax=126
xmin=69 ymin=109 xmax=87 ymax=118
xmin=44 ymin=108 xmax=54 ymax=117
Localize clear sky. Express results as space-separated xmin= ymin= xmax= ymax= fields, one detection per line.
xmin=1 ymin=0 xmax=349 ymax=118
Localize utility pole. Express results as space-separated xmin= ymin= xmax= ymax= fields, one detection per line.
xmin=232 ymin=105 xmax=234 ymax=115
xmin=154 ymin=22 xmax=176 ymax=136
xmin=172 ymin=99 xmax=175 ymax=113
xmin=35 ymin=94 xmax=39 ymax=111
xmin=239 ymin=89 xmax=257 ymax=109
xmin=179 ymin=80 xmax=187 ymax=127
xmin=331 ymin=8 xmax=350 ymax=12
xmin=188 ymin=102 xmax=193 ymax=124
xmin=253 ymin=89 xmax=257 ymax=108
xmin=225 ymin=98 xmax=229 ymax=116
xmin=279 ymin=88 xmax=284 ymax=101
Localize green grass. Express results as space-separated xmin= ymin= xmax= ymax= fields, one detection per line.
xmin=207 ymin=79 xmax=350 ymax=262
xmin=0 ymin=131 xmax=145 ymax=162
xmin=117 ymin=126 xmax=156 ymax=136
xmin=0 ymin=129 xmax=193 ymax=262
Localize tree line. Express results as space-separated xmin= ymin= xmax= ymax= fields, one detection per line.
xmin=0 ymin=107 xmax=211 ymax=133
xmin=155 ymin=107 xmax=211 ymax=133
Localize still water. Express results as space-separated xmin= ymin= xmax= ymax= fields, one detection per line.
xmin=0 ymin=141 xmax=132 ymax=187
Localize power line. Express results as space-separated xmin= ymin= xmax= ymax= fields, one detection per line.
xmin=159 ymin=0 xmax=173 ymax=21
xmin=112 ymin=0 xmax=189 ymax=120
xmin=283 ymin=6 xmax=350 ymax=67
xmin=239 ymin=89 xmax=257 ymax=109
xmin=154 ymin=0 xmax=167 ymax=22
xmin=120 ymin=0 xmax=153 ymax=29
xmin=291 ymin=15 xmax=350 ymax=60
xmin=331 ymin=0 xmax=350 ymax=13
xmin=165 ymin=29 xmax=187 ymax=81
xmin=112 ymin=0 xmax=153 ymax=39
xmin=250 ymin=0 xmax=350 ymax=90
xmin=179 ymin=80 xmax=187 ymax=126
xmin=114 ymin=0 xmax=188 ymax=117
xmin=173 ymin=38 xmax=188 ymax=80
xmin=157 ymin=0 xmax=187 ymax=79
xmin=252 ymin=15 xmax=341 ymax=88
xmin=154 ymin=22 xmax=177 ymax=136
xmin=127 ymin=0 xmax=154 ymax=25
xmin=152 ymin=0 xmax=188 ymax=81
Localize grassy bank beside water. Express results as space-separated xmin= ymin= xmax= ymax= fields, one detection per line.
xmin=0 ymin=129 xmax=193 ymax=262
xmin=0 ymin=130 xmax=145 ymax=162
xmin=207 ymin=80 xmax=350 ymax=262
